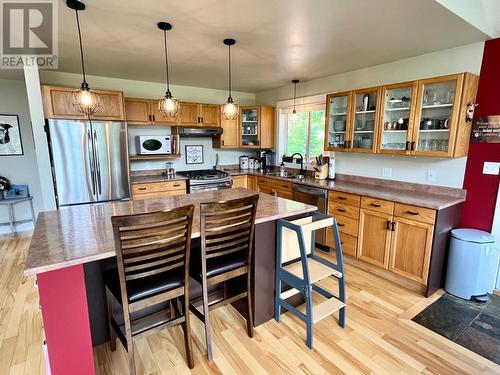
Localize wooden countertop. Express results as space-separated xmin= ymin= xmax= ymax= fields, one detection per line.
xmin=226 ymin=170 xmax=465 ymax=210
xmin=24 ymin=189 xmax=316 ymax=276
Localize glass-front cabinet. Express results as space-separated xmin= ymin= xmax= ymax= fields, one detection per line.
xmin=240 ymin=107 xmax=260 ymax=147
xmin=378 ymin=82 xmax=417 ymax=155
xmin=351 ymin=87 xmax=380 ymax=152
xmin=413 ymin=74 xmax=462 ymax=157
xmin=325 ymin=91 xmax=352 ymax=151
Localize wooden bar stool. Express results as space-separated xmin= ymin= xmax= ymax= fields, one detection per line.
xmin=104 ymin=205 xmax=195 ymax=374
xmin=189 ymin=195 xmax=259 ymax=361
xmin=275 ymin=212 xmax=346 ymax=348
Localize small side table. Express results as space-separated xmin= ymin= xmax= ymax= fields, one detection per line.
xmin=0 ymin=197 xmax=36 ymax=236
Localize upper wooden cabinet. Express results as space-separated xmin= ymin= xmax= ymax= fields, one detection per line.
xmin=124 ymin=98 xmax=177 ymax=125
xmin=43 ymin=85 xmax=125 ymax=121
xmin=325 ymin=72 xmax=479 ymax=158
xmin=239 ymin=106 xmax=275 ymax=149
xmin=178 ymin=102 xmax=220 ymax=127
xmin=213 ymin=110 xmax=239 ymax=148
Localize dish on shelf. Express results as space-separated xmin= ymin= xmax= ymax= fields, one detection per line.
xmin=333 ymin=120 xmax=346 ymax=131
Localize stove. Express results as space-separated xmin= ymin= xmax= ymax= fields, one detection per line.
xmin=177 ymin=169 xmax=232 ymax=192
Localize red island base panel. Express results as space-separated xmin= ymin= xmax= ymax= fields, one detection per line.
xmin=37 ymin=264 xmax=95 ymax=375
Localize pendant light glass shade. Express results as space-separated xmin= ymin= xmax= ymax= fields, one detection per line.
xmin=222 ymin=39 xmax=239 ymax=120
xmin=158 ymin=22 xmax=179 ymax=117
xmin=72 ymin=83 xmax=100 ymax=116
xmin=67 ymin=0 xmax=100 ymax=116
xmin=289 ymin=79 xmax=299 ymax=124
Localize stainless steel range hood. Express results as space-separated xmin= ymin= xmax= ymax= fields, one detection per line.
xmin=177 ymin=127 xmax=222 ymax=137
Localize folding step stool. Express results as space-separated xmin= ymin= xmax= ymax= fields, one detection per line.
xmin=275 ymin=212 xmax=346 ymax=348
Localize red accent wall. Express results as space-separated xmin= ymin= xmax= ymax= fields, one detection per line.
xmin=460 ymin=38 xmax=500 ymax=231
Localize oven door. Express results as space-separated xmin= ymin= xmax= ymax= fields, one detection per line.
xmin=189 ymin=180 xmax=232 ymax=192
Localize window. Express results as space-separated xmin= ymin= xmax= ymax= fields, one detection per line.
xmin=285 ymin=108 xmax=326 ymax=161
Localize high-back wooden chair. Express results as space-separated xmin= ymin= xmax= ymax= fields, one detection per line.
xmin=105 ymin=205 xmax=195 ymax=374
xmin=189 ymin=195 xmax=259 ymax=361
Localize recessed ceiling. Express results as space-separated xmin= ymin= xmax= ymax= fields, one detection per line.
xmin=1 ymin=0 xmax=488 ymax=92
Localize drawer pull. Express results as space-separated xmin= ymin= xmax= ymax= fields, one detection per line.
xmin=370 ymin=203 xmax=381 ymax=208
xmin=173 ymin=184 xmax=181 ymax=187
xmin=337 ymin=208 xmax=346 ymax=212
xmin=138 ymin=187 xmax=147 ymax=191
xmin=386 ymin=221 xmax=392 ymax=230
xmin=338 ymin=223 xmax=345 ymax=227
xmin=337 ymin=196 xmax=347 ymax=200
xmin=406 ymin=210 xmax=419 ymax=215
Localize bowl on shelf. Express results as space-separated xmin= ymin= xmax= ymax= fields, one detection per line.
xmin=334 ymin=120 xmax=346 ymax=131
xmin=361 ymin=138 xmax=373 ymax=148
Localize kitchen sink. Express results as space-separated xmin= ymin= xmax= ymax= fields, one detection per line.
xmin=265 ymin=172 xmax=305 ymax=180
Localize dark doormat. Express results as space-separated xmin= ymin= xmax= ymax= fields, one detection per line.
xmin=412 ymin=293 xmax=500 ymax=365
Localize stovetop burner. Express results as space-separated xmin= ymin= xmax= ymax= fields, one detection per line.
xmin=177 ymin=169 xmax=230 ymax=181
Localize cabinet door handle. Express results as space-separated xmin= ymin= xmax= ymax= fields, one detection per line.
xmin=343 ymin=141 xmax=347 ymax=148
xmin=405 ymin=141 xmax=410 ymax=151
xmin=337 ymin=196 xmax=347 ymax=200
xmin=391 ymin=222 xmax=396 ymax=231
xmin=337 ymin=208 xmax=346 ymax=212
xmin=152 ymin=115 xmax=156 ymax=122
xmin=370 ymin=203 xmax=381 ymax=208
xmin=406 ymin=210 xmax=419 ymax=215
xmin=201 ymin=117 xmax=204 ymax=124
xmin=138 ymin=187 xmax=147 ymax=191
xmin=387 ymin=221 xmax=392 ymax=230
xmin=337 ymin=223 xmax=345 ymax=227
xmin=222 ymin=140 xmax=224 ymax=146
xmin=348 ymin=140 xmax=352 ymax=149
xmin=173 ymin=184 xmax=181 ymax=187
xmin=411 ymin=141 xmax=415 ymax=151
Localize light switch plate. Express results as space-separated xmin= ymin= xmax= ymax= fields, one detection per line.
xmin=427 ymin=169 xmax=436 ymax=182
xmin=483 ymin=162 xmax=500 ymax=175
xmin=382 ymin=167 xmax=392 ymax=177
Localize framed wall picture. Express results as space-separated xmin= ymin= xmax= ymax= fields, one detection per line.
xmin=0 ymin=114 xmax=23 ymax=156
xmin=185 ymin=145 xmax=204 ymax=164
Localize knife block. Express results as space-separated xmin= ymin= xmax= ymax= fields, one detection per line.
xmin=314 ymin=164 xmax=329 ymax=180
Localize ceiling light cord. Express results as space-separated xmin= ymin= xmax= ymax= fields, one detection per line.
xmin=293 ymin=81 xmax=296 ymax=112
xmin=228 ymin=43 xmax=232 ymax=100
xmin=74 ymin=8 xmax=87 ymax=87
xmin=163 ymin=30 xmax=171 ymax=95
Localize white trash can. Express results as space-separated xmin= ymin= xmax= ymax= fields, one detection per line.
xmin=445 ymin=229 xmax=499 ymax=300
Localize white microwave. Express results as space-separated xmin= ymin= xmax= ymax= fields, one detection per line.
xmin=136 ymin=135 xmax=172 ymax=155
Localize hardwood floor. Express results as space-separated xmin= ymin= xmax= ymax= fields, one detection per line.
xmin=1 ymin=232 xmax=499 ymax=374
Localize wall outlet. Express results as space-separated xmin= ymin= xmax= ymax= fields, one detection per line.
xmin=382 ymin=167 xmax=392 ymax=177
xmin=427 ymin=169 xmax=436 ymax=182
xmin=483 ymin=162 xmax=500 ymax=175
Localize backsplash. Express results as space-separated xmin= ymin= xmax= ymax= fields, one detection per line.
xmin=127 ymin=125 xmax=252 ymax=171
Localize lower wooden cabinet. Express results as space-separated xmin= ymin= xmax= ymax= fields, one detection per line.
xmin=247 ymin=176 xmax=258 ymax=191
xmin=358 ymin=209 xmax=392 ymax=268
xmin=389 ymin=217 xmax=434 ymax=284
xmin=232 ymin=175 xmax=248 ymax=188
xmin=326 ymin=230 xmax=357 ymax=257
xmin=132 ymin=181 xmax=186 ymax=200
xmin=256 ymin=177 xmax=293 ymax=199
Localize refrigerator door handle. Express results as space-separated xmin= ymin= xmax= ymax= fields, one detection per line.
xmin=93 ymin=129 xmax=102 ymax=195
xmin=87 ymin=128 xmax=96 ymax=197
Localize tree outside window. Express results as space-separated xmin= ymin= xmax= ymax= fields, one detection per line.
xmin=286 ymin=109 xmax=325 ymax=162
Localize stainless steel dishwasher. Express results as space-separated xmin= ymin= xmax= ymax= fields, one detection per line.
xmin=292 ymin=183 xmax=329 ymax=249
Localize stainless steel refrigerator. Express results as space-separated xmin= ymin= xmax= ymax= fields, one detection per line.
xmin=48 ymin=119 xmax=130 ymax=206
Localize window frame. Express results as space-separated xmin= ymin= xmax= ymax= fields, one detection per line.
xmin=285 ymin=108 xmax=325 ymax=163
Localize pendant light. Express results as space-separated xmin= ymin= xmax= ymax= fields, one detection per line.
xmin=157 ymin=22 xmax=180 ymax=117
xmin=221 ymin=38 xmax=239 ymax=120
xmin=66 ymin=0 xmax=100 ymax=116
xmin=289 ymin=79 xmax=299 ymax=124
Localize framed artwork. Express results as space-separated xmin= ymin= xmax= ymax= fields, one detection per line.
xmin=0 ymin=114 xmax=23 ymax=156
xmin=185 ymin=145 xmax=204 ymax=164
xmin=5 ymin=185 xmax=29 ymax=199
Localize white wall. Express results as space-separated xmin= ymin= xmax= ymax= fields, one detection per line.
xmin=39 ymin=71 xmax=255 ymax=172
xmin=256 ymin=42 xmax=485 ymax=188
xmin=0 ymin=79 xmax=43 ymax=232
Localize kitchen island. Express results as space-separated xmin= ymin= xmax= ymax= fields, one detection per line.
xmin=25 ymin=188 xmax=316 ymax=375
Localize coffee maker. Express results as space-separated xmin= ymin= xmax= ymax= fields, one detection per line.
xmin=256 ymin=150 xmax=274 ymax=172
